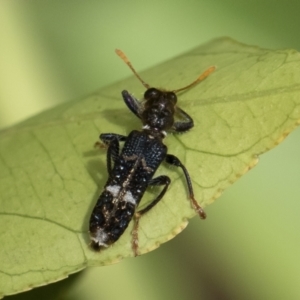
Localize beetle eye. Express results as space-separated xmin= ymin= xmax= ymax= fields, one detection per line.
xmin=144 ymin=88 xmax=160 ymax=99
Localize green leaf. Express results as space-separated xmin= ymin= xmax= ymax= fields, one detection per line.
xmin=1 ymin=37 xmax=300 ymax=297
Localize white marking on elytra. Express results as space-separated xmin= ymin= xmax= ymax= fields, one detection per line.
xmin=106 ymin=184 xmax=136 ymax=205
xmin=91 ymin=228 xmax=109 ymax=247
xmin=123 ymin=190 xmax=137 ymax=205
xmin=106 ymin=185 xmax=121 ymax=197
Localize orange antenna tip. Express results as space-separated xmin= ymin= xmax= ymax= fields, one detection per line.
xmin=196 ymin=66 xmax=216 ymax=81
xmin=173 ymin=65 xmax=216 ymax=93
xmin=115 ymin=49 xmax=150 ymax=89
xmin=115 ymin=49 xmax=129 ymax=64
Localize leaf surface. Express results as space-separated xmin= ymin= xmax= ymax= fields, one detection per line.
xmin=1 ymin=38 xmax=300 ymax=297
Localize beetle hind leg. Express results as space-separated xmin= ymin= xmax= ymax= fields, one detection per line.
xmin=131 ymin=175 xmax=171 ymax=256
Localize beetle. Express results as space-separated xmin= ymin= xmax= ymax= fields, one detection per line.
xmin=89 ymin=50 xmax=215 ymax=256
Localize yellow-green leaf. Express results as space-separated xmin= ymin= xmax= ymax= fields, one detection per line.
xmin=1 ymin=37 xmax=300 ymax=297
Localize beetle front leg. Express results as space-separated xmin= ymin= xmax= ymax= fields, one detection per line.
xmin=121 ymin=90 xmax=143 ymax=119
xmin=172 ymin=107 xmax=194 ymax=132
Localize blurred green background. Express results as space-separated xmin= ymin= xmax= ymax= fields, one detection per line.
xmin=1 ymin=1 xmax=300 ymax=299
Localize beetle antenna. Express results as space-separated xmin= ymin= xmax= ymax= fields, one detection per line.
xmin=116 ymin=49 xmax=150 ymax=89
xmin=172 ymin=66 xmax=216 ymax=93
